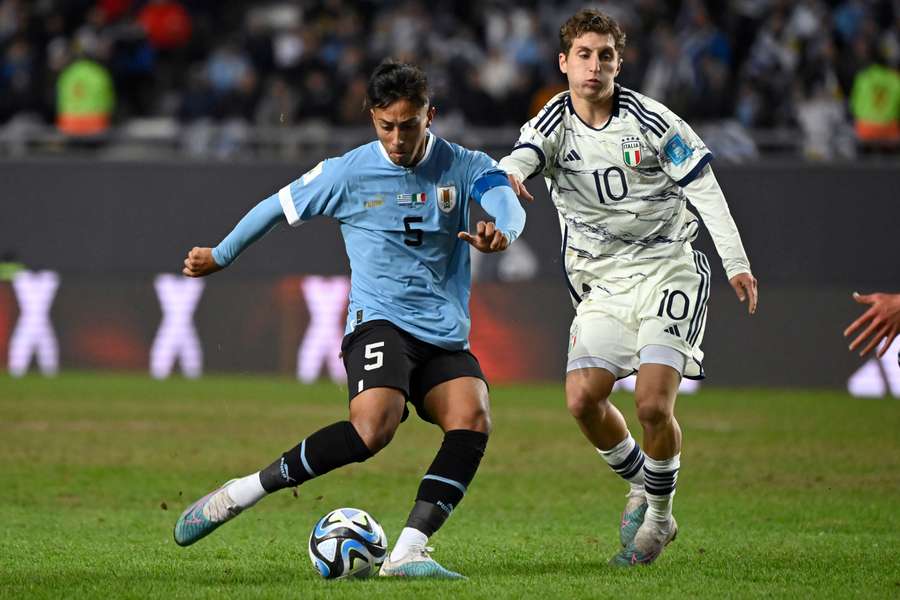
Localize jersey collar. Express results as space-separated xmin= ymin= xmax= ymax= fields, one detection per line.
xmin=566 ymin=85 xmax=620 ymax=131
xmin=376 ymin=131 xmax=436 ymax=170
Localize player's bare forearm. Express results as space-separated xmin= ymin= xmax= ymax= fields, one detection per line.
xmin=458 ymin=221 xmax=510 ymax=253
xmin=844 ymin=292 xmax=900 ymax=358
xmin=182 ymin=247 xmax=224 ymax=277
xmin=729 ymin=272 xmax=758 ymax=315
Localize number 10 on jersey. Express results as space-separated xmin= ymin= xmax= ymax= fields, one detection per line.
xmin=592 ymin=166 xmax=628 ymax=204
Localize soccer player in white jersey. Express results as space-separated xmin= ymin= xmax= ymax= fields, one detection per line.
xmin=499 ymin=9 xmax=759 ymax=566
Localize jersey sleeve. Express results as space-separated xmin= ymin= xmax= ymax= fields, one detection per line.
xmin=277 ymin=156 xmax=350 ymax=226
xmin=653 ymin=111 xmax=714 ymax=187
xmin=498 ymin=94 xmax=566 ymax=181
xmin=461 ymin=148 xmax=526 ymax=243
xmin=683 ymin=165 xmax=752 ymax=280
xmin=463 ymin=148 xmax=505 ymax=198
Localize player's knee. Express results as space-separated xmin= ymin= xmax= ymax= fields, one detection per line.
xmin=565 ymin=383 xmax=608 ymax=421
xmin=635 ymin=397 xmax=672 ymax=428
xmin=443 ymin=403 xmax=492 ymax=434
xmin=464 ymin=404 xmax=492 ymax=434
xmin=350 ymin=414 xmax=400 ymax=454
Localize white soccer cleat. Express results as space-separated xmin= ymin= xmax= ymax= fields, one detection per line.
xmin=379 ymin=545 xmax=466 ymax=579
xmin=619 ymin=489 xmax=648 ymax=547
xmin=173 ymin=479 xmax=244 ymax=546
xmin=610 ymin=516 xmax=678 ymax=566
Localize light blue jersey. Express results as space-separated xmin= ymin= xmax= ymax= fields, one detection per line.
xmin=274 ymin=133 xmax=521 ymax=350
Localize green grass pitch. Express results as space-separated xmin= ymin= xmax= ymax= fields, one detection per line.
xmin=1 ymin=373 xmax=898 ymax=598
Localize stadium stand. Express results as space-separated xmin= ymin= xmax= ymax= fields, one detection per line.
xmin=0 ymin=0 xmax=897 ymax=159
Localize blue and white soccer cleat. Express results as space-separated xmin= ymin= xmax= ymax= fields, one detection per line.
xmin=173 ymin=479 xmax=243 ymax=547
xmin=610 ymin=516 xmax=678 ymax=566
xmin=619 ymin=490 xmax=648 ymax=547
xmin=379 ymin=546 xmax=466 ymax=579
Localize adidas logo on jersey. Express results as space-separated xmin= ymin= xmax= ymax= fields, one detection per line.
xmin=664 ymin=325 xmax=681 ymax=337
xmin=563 ymin=149 xmax=581 ymax=162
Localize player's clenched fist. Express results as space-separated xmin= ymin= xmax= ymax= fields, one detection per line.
xmin=182 ymin=247 xmax=223 ymax=277
xmin=458 ymin=220 xmax=509 ymax=253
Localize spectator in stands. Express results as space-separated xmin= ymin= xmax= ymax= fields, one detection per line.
xmin=255 ymin=75 xmax=297 ymax=127
xmin=56 ymin=47 xmax=115 ymax=137
xmin=642 ymin=26 xmax=694 ymax=116
xmin=850 ymin=46 xmax=900 ymax=149
xmin=297 ymin=68 xmax=336 ymax=123
xmin=0 ymin=36 xmax=37 ymax=123
xmin=205 ymin=40 xmax=257 ymax=120
xmin=335 ymin=73 xmax=370 ymax=126
xmin=0 ymin=0 xmax=896 ymax=159
xmin=138 ymin=0 xmax=192 ymax=51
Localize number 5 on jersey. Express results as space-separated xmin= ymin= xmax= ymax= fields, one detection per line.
xmin=403 ymin=216 xmax=423 ymax=246
xmin=364 ymin=342 xmax=385 ymax=371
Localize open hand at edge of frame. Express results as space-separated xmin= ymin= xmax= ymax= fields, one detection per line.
xmin=844 ymin=291 xmax=900 ymax=358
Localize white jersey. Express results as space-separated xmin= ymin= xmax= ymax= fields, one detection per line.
xmin=499 ymin=85 xmax=750 ymax=306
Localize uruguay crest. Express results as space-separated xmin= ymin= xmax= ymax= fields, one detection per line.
xmin=621 ymin=136 xmax=642 ymax=166
xmin=437 ymin=184 xmax=457 ymax=214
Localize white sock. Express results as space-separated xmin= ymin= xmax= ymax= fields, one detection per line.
xmin=597 ymin=433 xmax=645 ymax=493
xmin=226 ymin=473 xmax=267 ymax=509
xmin=389 ymin=527 xmax=428 ymax=561
xmin=643 ymin=454 xmax=680 ymax=523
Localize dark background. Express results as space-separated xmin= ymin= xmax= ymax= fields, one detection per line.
xmin=3 ymin=158 xmax=898 ymax=286
xmin=2 ymin=157 xmax=896 ymax=388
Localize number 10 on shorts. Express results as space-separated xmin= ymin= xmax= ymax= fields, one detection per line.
xmin=657 ymin=289 xmax=690 ymax=321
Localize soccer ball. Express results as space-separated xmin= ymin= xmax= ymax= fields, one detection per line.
xmin=308 ymin=507 xmax=388 ymax=579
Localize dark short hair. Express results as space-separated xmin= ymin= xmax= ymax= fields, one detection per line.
xmin=364 ymin=60 xmax=430 ymax=110
xmin=559 ymin=9 xmax=626 ymax=56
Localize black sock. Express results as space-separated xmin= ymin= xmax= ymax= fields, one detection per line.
xmin=258 ymin=421 xmax=372 ymax=492
xmin=405 ymin=429 xmax=488 ymax=536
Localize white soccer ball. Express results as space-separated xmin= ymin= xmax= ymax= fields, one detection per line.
xmin=308 ymin=507 xmax=388 ymax=579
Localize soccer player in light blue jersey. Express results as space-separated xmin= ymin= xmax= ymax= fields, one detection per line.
xmin=172 ymin=61 xmax=525 ymax=579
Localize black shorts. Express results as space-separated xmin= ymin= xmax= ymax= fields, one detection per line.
xmin=341 ymin=320 xmax=487 ymax=423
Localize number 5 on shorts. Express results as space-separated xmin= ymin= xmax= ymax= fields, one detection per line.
xmin=364 ymin=342 xmax=385 ymax=371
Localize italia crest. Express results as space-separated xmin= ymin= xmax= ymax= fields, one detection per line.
xmin=437 ymin=184 xmax=457 ymax=213
xmin=621 ymin=136 xmax=642 ymax=166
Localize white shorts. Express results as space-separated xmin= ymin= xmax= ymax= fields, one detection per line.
xmin=566 ymin=250 xmax=710 ymax=379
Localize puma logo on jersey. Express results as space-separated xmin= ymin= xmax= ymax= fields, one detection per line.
xmin=563 ymin=149 xmax=582 ymax=162
xmin=664 ymin=325 xmax=681 ymax=337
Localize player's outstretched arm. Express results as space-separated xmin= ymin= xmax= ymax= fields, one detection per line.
xmin=844 ymin=292 xmax=900 ymax=358
xmin=459 ymin=181 xmax=526 ymax=254
xmin=182 ymin=193 xmax=285 ymax=277
xmin=729 ymin=272 xmax=758 ymax=315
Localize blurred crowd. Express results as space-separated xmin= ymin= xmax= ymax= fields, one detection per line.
xmin=0 ymin=0 xmax=898 ymax=158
